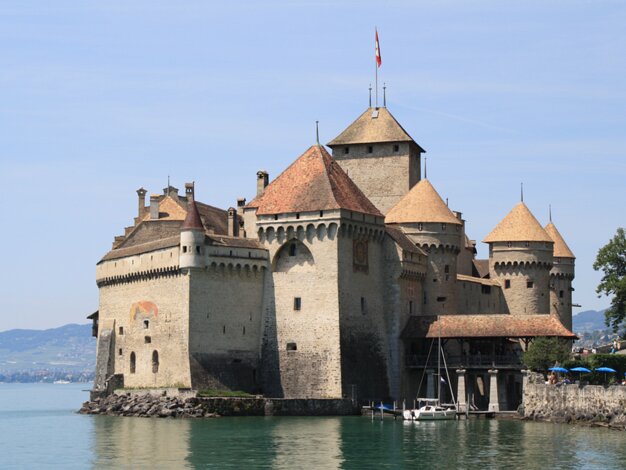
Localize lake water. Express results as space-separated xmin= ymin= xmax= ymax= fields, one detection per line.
xmin=1 ymin=383 xmax=625 ymax=469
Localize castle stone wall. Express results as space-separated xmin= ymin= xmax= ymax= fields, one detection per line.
xmin=332 ymin=142 xmax=420 ymax=214
xmin=337 ymin=222 xmax=389 ymax=401
xmin=187 ymin=265 xmax=265 ymax=392
xmin=456 ymin=279 xmax=505 ymax=314
xmin=549 ymin=259 xmax=575 ymax=330
xmin=98 ymin=274 xmax=192 ymax=388
xmin=259 ymin=217 xmax=343 ymax=398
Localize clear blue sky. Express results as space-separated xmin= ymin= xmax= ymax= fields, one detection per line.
xmin=1 ymin=1 xmax=624 ymax=330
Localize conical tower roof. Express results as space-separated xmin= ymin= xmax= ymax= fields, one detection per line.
xmin=246 ymin=145 xmax=382 ymax=216
xmin=327 ymin=107 xmax=424 ymax=150
xmin=385 ymin=179 xmax=461 ymax=225
xmin=545 ymin=222 xmax=575 ymax=258
xmin=181 ymin=200 xmax=204 ymax=230
xmin=483 ymin=202 xmax=553 ymax=243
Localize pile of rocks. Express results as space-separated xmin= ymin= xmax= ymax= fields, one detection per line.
xmin=79 ymin=393 xmax=219 ymax=418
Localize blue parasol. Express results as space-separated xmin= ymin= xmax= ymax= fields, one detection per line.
xmin=548 ymin=367 xmax=568 ymax=373
xmin=595 ymin=367 xmax=617 ymax=373
xmin=570 ymin=366 xmax=591 ymax=380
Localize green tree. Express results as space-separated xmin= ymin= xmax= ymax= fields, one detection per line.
xmin=522 ymin=337 xmax=571 ymax=372
xmin=593 ymin=227 xmax=626 ymax=333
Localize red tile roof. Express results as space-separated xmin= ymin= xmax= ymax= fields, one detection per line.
xmin=401 ymin=314 xmax=577 ymax=339
xmin=181 ymin=200 xmax=204 ymax=230
xmin=247 ymin=145 xmax=382 ymax=216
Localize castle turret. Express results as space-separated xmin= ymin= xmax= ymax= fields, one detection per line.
xmin=544 ymin=221 xmax=575 ymax=330
xmin=327 ymin=107 xmax=425 ymax=214
xmin=386 ymin=178 xmax=463 ymax=315
xmin=483 ymin=202 xmax=553 ymax=315
xmin=180 ymin=186 xmax=205 ymax=269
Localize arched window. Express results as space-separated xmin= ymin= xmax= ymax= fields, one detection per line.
xmin=152 ymin=350 xmax=159 ymax=373
xmin=130 ymin=352 xmax=136 ymax=374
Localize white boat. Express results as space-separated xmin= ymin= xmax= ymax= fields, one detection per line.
xmin=53 ymin=380 xmax=70 ymax=385
xmin=404 ymin=317 xmax=457 ymax=421
xmin=402 ymin=399 xmax=456 ymax=421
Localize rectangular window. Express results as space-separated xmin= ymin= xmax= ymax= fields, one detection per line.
xmin=409 ymin=300 xmax=413 ymax=315
xmin=505 ymin=279 xmax=511 ymax=289
xmin=195 ymin=246 xmax=201 ymax=254
xmin=344 ymin=147 xmax=349 ymax=154
xmin=360 ymin=297 xmax=366 ymax=315
xmin=289 ymin=244 xmax=297 ymax=256
xmin=118 ymin=348 xmax=123 ymax=356
xmin=481 ymin=285 xmax=491 ymax=294
xmin=118 ymin=326 xmax=124 ymax=335
xmin=294 ymin=297 xmax=302 ymax=311
xmin=144 ymin=336 xmax=151 ymax=344
xmin=182 ymin=246 xmax=188 ymax=253
xmin=417 ymin=222 xmax=423 ymax=231
xmin=559 ymin=290 xmax=564 ymax=298
xmin=527 ymin=281 xmax=534 ymax=289
xmin=444 ymin=265 xmax=450 ymax=274
xmin=441 ymin=223 xmax=447 ymax=231
xmin=393 ymin=144 xmax=399 ymax=152
xmin=367 ymin=146 xmax=373 ymax=153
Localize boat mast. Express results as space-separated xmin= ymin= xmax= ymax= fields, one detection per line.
xmin=437 ymin=315 xmax=441 ymax=403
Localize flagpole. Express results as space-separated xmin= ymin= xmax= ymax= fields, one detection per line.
xmin=374 ymin=28 xmax=378 ymax=109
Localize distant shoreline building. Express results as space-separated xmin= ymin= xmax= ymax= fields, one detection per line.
xmin=89 ymin=105 xmax=576 ymax=411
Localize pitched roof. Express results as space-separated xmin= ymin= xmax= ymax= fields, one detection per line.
xmin=99 ymin=236 xmax=181 ymax=263
xmin=483 ymin=202 xmax=553 ymax=243
xmin=385 ymin=179 xmax=461 ymax=225
xmin=472 ymin=259 xmax=490 ymax=278
xmin=246 ymin=145 xmax=382 ymax=216
xmin=401 ymin=314 xmax=577 ymax=339
xmin=544 ymin=222 xmax=575 ymax=259
xmin=182 ymin=200 xmax=204 ymax=230
xmin=385 ymin=226 xmax=428 ymax=256
xmin=327 ymin=107 xmax=424 ymax=150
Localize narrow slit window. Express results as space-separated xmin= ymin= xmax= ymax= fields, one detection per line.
xmin=294 ymin=297 xmax=302 ymax=311
xmin=505 ymin=279 xmax=511 ymax=289
xmin=118 ymin=326 xmax=124 ymax=335
xmin=360 ymin=297 xmax=366 ymax=315
xmin=130 ymin=352 xmax=136 ymax=374
xmin=152 ymin=350 xmax=159 ymax=373
xmin=289 ymin=244 xmax=297 ymax=256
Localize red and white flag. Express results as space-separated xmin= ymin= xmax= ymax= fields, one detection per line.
xmin=375 ymin=29 xmax=382 ymax=67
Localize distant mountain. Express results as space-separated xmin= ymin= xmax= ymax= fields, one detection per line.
xmin=0 ymin=323 xmax=95 ymax=380
xmin=573 ymin=309 xmax=608 ymax=333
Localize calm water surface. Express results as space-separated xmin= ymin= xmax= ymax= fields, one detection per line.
xmin=1 ymin=383 xmax=625 ymax=469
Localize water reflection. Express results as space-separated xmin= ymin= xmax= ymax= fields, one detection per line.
xmin=89 ymin=415 xmax=626 ymax=469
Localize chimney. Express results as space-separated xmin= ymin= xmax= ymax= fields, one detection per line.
xmin=136 ymin=187 xmax=147 ymax=218
xmin=228 ymin=207 xmax=239 ymax=237
xmin=256 ymin=170 xmax=269 ymax=197
xmin=150 ymin=195 xmax=160 ymax=220
xmin=185 ymin=182 xmax=195 ymax=204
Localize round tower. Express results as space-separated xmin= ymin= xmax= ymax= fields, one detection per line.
xmin=180 ymin=194 xmax=206 ymax=270
xmin=483 ymin=202 xmax=553 ymax=315
xmin=544 ymin=221 xmax=575 ymax=330
xmin=386 ymin=179 xmax=463 ymax=315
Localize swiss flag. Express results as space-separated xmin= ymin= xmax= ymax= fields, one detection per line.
xmin=375 ymin=29 xmax=382 ymax=67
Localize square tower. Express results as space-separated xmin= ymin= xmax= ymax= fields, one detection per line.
xmin=328 ymin=107 xmax=425 ymax=214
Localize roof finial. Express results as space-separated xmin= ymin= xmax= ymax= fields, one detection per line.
xmin=315 ymin=120 xmax=319 ymax=145
xmin=549 ymin=204 xmax=552 ymax=222
xmin=424 ymin=157 xmax=428 ymax=179
xmin=383 ymin=83 xmax=387 ymax=107
xmin=520 ymin=182 xmax=524 ymax=202
xmin=369 ymin=84 xmax=372 ymax=108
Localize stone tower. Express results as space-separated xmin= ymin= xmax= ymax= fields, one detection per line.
xmin=180 ymin=192 xmax=205 ymax=270
xmin=386 ymin=178 xmax=463 ymax=315
xmin=327 ymin=107 xmax=425 ymax=214
xmin=245 ymin=144 xmax=388 ymax=401
xmin=483 ymin=202 xmax=554 ymax=315
xmin=544 ymin=221 xmax=575 ymax=330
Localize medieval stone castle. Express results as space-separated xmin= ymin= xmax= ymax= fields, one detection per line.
xmin=91 ymin=105 xmax=576 ymax=411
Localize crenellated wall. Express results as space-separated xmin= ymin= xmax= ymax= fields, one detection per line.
xmin=489 ymin=241 xmax=553 ymax=315
xmin=257 ymin=213 xmax=345 ymax=398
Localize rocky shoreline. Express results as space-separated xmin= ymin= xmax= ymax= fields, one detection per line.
xmin=79 ymin=392 xmax=359 ymax=418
